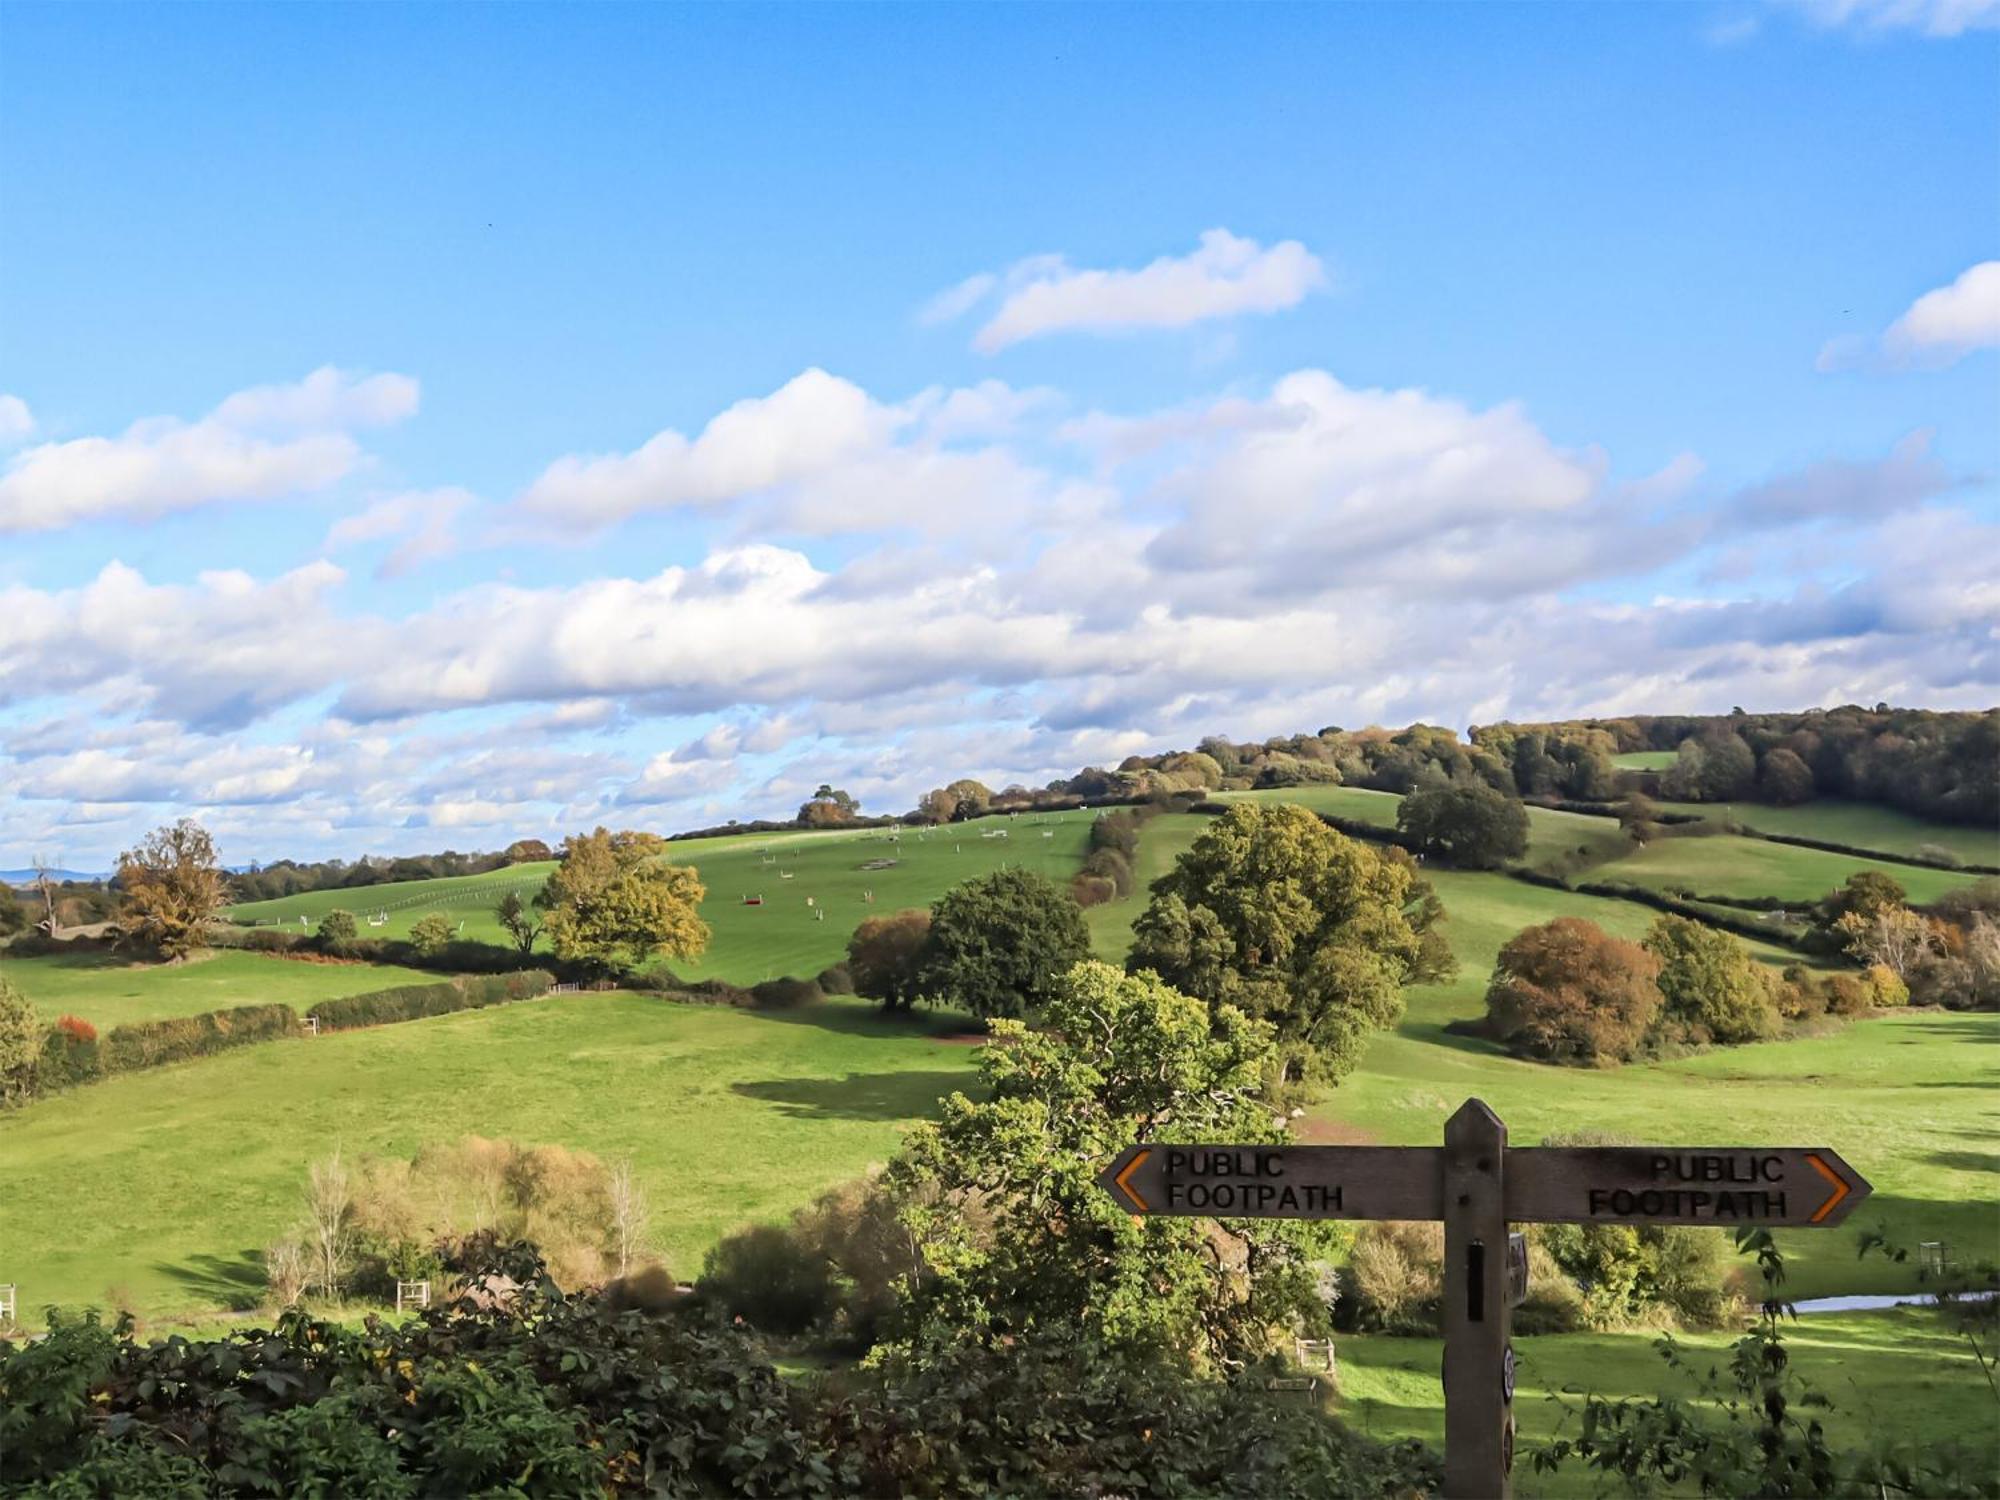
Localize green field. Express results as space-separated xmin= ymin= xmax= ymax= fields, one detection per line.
xmin=1611 ymin=750 xmax=1677 ymax=770
xmin=6 ymin=788 xmax=1995 ymax=1483
xmin=1220 ymin=785 xmax=1640 ymax=872
xmin=227 ymin=813 xmax=1097 ymax=984
xmin=1338 ymin=1306 xmax=1997 ymax=1495
xmin=226 ymin=863 xmax=559 ymax=947
xmin=0 ymin=949 xmax=437 ymax=1027
xmin=1663 ymin=799 xmax=1998 ymax=867
xmin=0 ymin=992 xmax=981 ymax=1319
xmin=1611 ymin=832 xmax=1980 ymax=906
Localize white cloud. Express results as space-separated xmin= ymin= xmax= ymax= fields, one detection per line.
xmin=1880 ymin=261 xmax=2000 ymax=366
xmin=325 ymin=487 xmax=473 ymax=577
xmin=1779 ymin=0 xmax=1999 ymax=35
xmin=516 ymin=368 xmax=1089 ymax=537
xmin=0 ymin=395 xmax=33 ymax=443
xmin=939 ymin=229 xmax=1326 ymax=353
xmin=0 ymin=368 xmax=418 ymax=533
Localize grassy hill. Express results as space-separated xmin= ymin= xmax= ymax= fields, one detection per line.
xmin=0 ymin=992 xmax=981 ymax=1319
xmin=0 ymin=948 xmax=438 ymax=1027
xmin=226 ymin=812 xmax=1097 ymax=984
xmin=1662 ymin=798 xmax=1998 ymax=866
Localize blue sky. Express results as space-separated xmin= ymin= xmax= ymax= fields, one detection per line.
xmin=2 ymin=0 xmax=1995 ymax=867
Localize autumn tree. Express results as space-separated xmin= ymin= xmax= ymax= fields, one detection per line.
xmin=918 ymin=868 xmax=1088 ymax=1022
xmin=1835 ymin=904 xmax=1939 ymax=980
xmin=846 ymin=908 xmax=934 ymax=1011
xmin=503 ymin=838 xmax=553 ymax=864
xmin=887 ymin=961 xmax=1341 ymax=1367
xmin=495 ymin=889 xmax=543 ymax=957
xmin=1484 ymin=917 xmax=1663 ymax=1066
xmin=116 ymin=819 xmax=231 ymax=961
xmin=1128 ymin=802 xmax=1447 ymax=1091
xmin=538 ymin=828 xmax=709 ymax=972
xmin=1395 ymin=782 xmax=1530 ymax=869
xmin=1642 ymin=915 xmax=1776 ymax=1045
xmin=798 ymin=785 xmax=860 ymax=828
xmin=1756 ymin=747 xmax=1816 ymax=806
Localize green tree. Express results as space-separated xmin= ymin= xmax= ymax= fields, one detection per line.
xmin=116 ymin=819 xmax=230 ymax=961
xmin=918 ymin=868 xmax=1087 ymax=1021
xmin=495 ymin=889 xmax=542 ymax=957
xmin=1128 ymin=803 xmax=1443 ymax=1090
xmin=1485 ymin=917 xmax=1663 ymax=1066
xmin=317 ymin=909 xmax=358 ymax=947
xmin=846 ymin=908 xmax=933 ymax=1011
xmin=409 ymin=913 xmax=455 ymax=956
xmin=1642 ymin=916 xmax=1776 ymax=1045
xmin=0 ymin=977 xmax=41 ymax=1107
xmin=1395 ymin=782 xmax=1531 ymax=869
xmin=886 ymin=961 xmax=1342 ymax=1367
xmin=538 ymin=828 xmax=709 ymax=971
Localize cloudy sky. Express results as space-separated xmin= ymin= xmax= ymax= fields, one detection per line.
xmin=2 ymin=1 xmax=1995 ymax=868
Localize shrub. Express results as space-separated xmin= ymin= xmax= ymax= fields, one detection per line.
xmin=54 ymin=1014 xmax=97 ymax=1043
xmin=1513 ymin=1238 xmax=1589 ymax=1334
xmin=1339 ymin=1220 xmax=1442 ymax=1332
xmin=748 ymin=976 xmax=822 ymax=1010
xmin=243 ymin=927 xmax=304 ymax=953
xmin=1484 ymin=917 xmax=1663 ymax=1065
xmin=1916 ymin=842 xmax=1964 ymax=869
xmin=1069 ymin=873 xmax=1118 ymax=907
xmin=409 ymin=913 xmax=455 ymax=955
xmin=36 ymin=1023 xmax=101 ymax=1091
xmin=815 ymin=962 xmax=855 ymax=995
xmin=316 ymin=909 xmax=358 ymax=949
xmin=0 ymin=978 xmax=41 ymax=1106
xmin=698 ymin=1223 xmax=839 ymax=1335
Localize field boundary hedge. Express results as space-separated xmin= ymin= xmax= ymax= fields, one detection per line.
xmin=1730 ymin=827 xmax=2000 ymax=876
xmin=306 ymin=970 xmax=554 ymax=1031
xmin=28 ymin=1002 xmax=302 ymax=1100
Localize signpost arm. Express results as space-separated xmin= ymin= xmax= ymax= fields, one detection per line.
xmin=1442 ymin=1099 xmax=1512 ymax=1500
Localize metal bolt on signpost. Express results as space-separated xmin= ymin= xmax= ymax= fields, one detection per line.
xmin=1097 ymin=1096 xmax=1872 ymax=1500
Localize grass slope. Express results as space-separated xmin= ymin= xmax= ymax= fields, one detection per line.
xmin=1611 ymin=833 xmax=1979 ymax=906
xmin=1217 ymin=785 xmax=1634 ymax=871
xmin=0 ymin=949 xmax=437 ymax=1027
xmin=1338 ymin=1306 xmax=1997 ymax=1493
xmin=1662 ymin=799 xmax=1998 ymax=867
xmin=227 ymin=813 xmax=1097 ymax=984
xmin=1611 ymin=750 xmax=1677 ymax=770
xmin=0 ymin=993 xmax=980 ymax=1318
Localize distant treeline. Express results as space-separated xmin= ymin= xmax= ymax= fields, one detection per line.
xmin=1474 ymin=706 xmax=1997 ymax=827
xmin=1043 ymin=706 xmax=1996 ymax=829
xmin=227 ymin=840 xmax=555 ymax=903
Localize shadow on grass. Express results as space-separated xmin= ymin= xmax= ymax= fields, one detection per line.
xmin=743 ymin=998 xmax=981 ymax=1041
xmin=1927 ymin=1149 xmax=2000 ymax=1174
xmin=152 ymin=1249 xmax=267 ymax=1312
xmin=731 ymin=1070 xmax=975 ymax=1121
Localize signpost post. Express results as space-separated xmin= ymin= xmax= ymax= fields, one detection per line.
xmin=1095 ymin=1097 xmax=1872 ymax=1500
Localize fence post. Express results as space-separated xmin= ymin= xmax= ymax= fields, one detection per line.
xmin=1442 ymin=1099 xmax=1512 ymax=1500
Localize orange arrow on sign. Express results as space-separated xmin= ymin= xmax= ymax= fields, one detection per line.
xmin=1113 ymin=1148 xmax=1152 ymax=1212
xmin=1805 ymin=1152 xmax=1852 ymax=1223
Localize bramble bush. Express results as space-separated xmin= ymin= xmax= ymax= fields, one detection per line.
xmin=0 ymin=1243 xmax=1441 ymax=1499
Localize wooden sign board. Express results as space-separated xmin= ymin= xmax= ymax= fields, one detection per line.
xmin=1507 ymin=1146 xmax=1870 ymax=1228
xmin=1096 ymin=1144 xmax=1440 ymax=1221
xmin=1095 ymin=1100 xmax=1873 ymax=1500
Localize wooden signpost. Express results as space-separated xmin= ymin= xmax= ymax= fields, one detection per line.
xmin=1096 ymin=1098 xmax=1872 ymax=1500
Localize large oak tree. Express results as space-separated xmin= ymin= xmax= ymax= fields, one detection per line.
xmin=538 ymin=828 xmax=709 ymax=972
xmin=117 ymin=819 xmax=230 ymax=961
